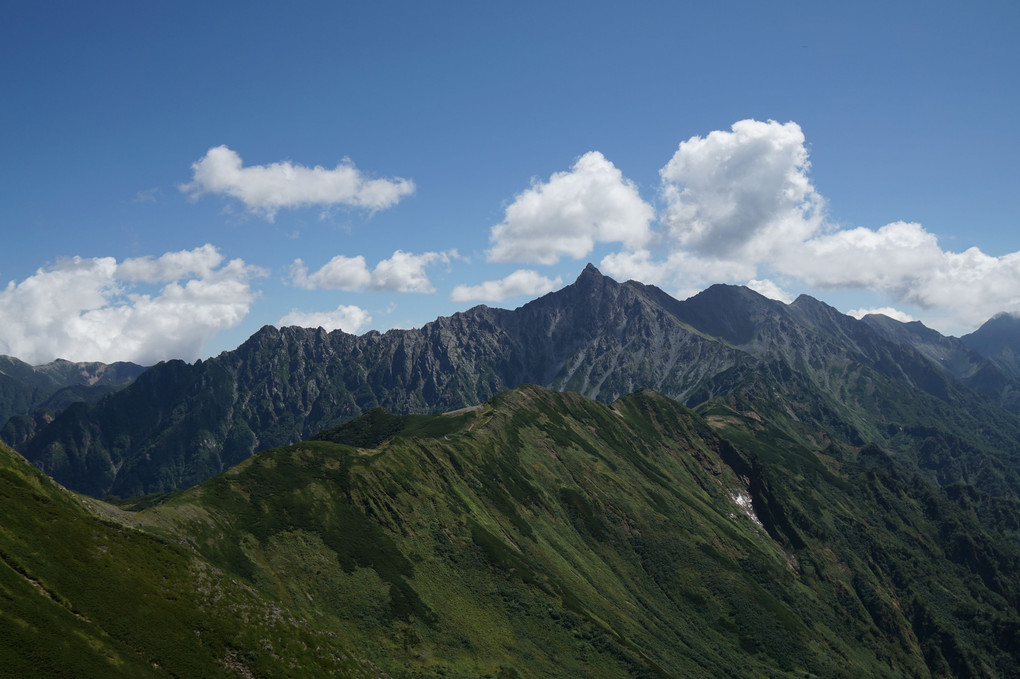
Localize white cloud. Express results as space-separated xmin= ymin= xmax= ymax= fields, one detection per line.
xmin=788 ymin=221 xmax=940 ymax=296
xmin=291 ymin=249 xmax=457 ymax=293
xmin=370 ymin=250 xmax=454 ymax=293
xmin=487 ymin=151 xmax=654 ymax=265
xmin=278 ymin=305 xmax=372 ymax=334
xmin=746 ymin=279 xmax=793 ymax=304
xmin=116 ymin=243 xmax=225 ymax=282
xmin=598 ymin=120 xmax=825 ymax=300
xmin=180 ymin=145 xmax=415 ymax=219
xmin=0 ymin=246 xmax=264 ymax=365
xmin=789 ymin=223 xmax=1020 ymax=331
xmin=599 ymin=248 xmax=756 ymax=299
xmin=847 ymin=307 xmax=917 ymax=323
xmin=598 ymin=250 xmax=667 ymax=286
xmin=450 ymin=269 xmax=562 ymax=303
xmin=660 ymin=119 xmax=824 ymax=260
xmin=291 ymin=255 xmax=371 ymax=291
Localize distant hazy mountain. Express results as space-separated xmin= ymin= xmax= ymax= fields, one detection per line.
xmin=0 ymin=356 xmax=146 ymax=437
xmin=861 ymin=312 xmax=1020 ymax=412
xmin=10 ymin=265 xmax=1020 ymax=503
xmin=3 ymin=386 xmax=1017 ymax=677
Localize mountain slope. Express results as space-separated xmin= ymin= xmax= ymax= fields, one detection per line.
xmin=17 ymin=266 xmax=751 ymax=498
xmin=0 ymin=442 xmax=387 ymax=678
xmin=962 ymin=312 xmax=1020 ymax=379
xmin=125 ymin=386 xmax=1020 ymax=676
xmin=5 ymin=385 xmax=1019 ymax=676
xmin=861 ymin=313 xmax=1020 ymax=413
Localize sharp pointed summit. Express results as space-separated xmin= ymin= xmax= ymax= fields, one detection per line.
xmin=570 ymin=262 xmax=611 ymax=291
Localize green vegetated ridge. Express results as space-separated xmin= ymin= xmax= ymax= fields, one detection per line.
xmin=0 ymin=441 xmax=395 ymax=678
xmin=7 ymin=384 xmax=1017 ymax=677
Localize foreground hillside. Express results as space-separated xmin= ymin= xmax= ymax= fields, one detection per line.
xmin=0 ymin=443 xmax=387 ymax=678
xmin=5 ymin=385 xmax=1018 ymax=677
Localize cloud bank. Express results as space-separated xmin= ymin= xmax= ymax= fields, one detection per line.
xmin=278 ymin=305 xmax=372 ymax=334
xmin=848 ymin=306 xmax=917 ymax=323
xmin=291 ymin=250 xmax=457 ymax=293
xmin=0 ymin=245 xmax=264 ymax=365
xmin=587 ymin=119 xmax=1020 ymax=334
xmin=450 ymin=269 xmax=562 ymax=302
xmin=180 ymin=145 xmax=415 ymax=219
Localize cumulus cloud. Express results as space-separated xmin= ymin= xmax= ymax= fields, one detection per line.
xmin=180 ymin=145 xmax=415 ymax=219
xmin=292 ymin=249 xmax=457 ymax=293
xmin=847 ymin=307 xmax=917 ymax=323
xmin=787 ymin=222 xmax=941 ymax=296
xmin=291 ymin=255 xmax=371 ymax=291
xmin=660 ymin=119 xmax=824 ymax=260
xmin=746 ymin=279 xmax=793 ymax=304
xmin=116 ymin=243 xmax=225 ymax=282
xmin=450 ymin=269 xmax=562 ymax=302
xmin=0 ymin=246 xmax=265 ymax=365
xmin=371 ymin=250 xmax=454 ymax=293
xmin=487 ymin=151 xmax=654 ymax=265
xmin=788 ymin=222 xmax=1020 ymax=330
xmin=599 ymin=248 xmax=757 ymax=300
xmin=277 ymin=305 xmax=372 ymax=334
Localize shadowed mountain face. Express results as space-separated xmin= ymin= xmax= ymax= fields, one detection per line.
xmin=3 ymin=385 xmax=1018 ymax=677
xmin=861 ymin=313 xmax=1020 ymax=413
xmin=0 ymin=356 xmax=145 ymax=431
xmin=962 ymin=312 xmax=1020 ymax=378
xmin=10 ymin=265 xmax=1020 ymax=501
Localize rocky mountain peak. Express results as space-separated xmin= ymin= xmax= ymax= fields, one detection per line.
xmin=569 ymin=262 xmax=614 ymax=294
xmin=675 ymin=284 xmax=779 ymax=346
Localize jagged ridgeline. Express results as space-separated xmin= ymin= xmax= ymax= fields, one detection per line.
xmin=3 ymin=386 xmax=1018 ymax=677
xmin=13 ymin=265 xmax=1020 ymax=501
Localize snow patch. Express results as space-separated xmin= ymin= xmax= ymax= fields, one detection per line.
xmin=729 ymin=490 xmax=764 ymax=529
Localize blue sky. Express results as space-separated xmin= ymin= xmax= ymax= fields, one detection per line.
xmin=2 ymin=1 xmax=1019 ymax=364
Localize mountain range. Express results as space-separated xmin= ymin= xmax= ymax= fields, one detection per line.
xmin=2 ymin=264 xmax=1020 ymax=676
xmin=6 ymin=264 xmax=1020 ymax=502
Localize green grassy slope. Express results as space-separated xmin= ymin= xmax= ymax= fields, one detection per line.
xmin=0 ymin=443 xmax=392 ymax=679
xmin=131 ymin=385 xmax=1020 ymax=677
xmin=4 ymin=385 xmax=1018 ymax=677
